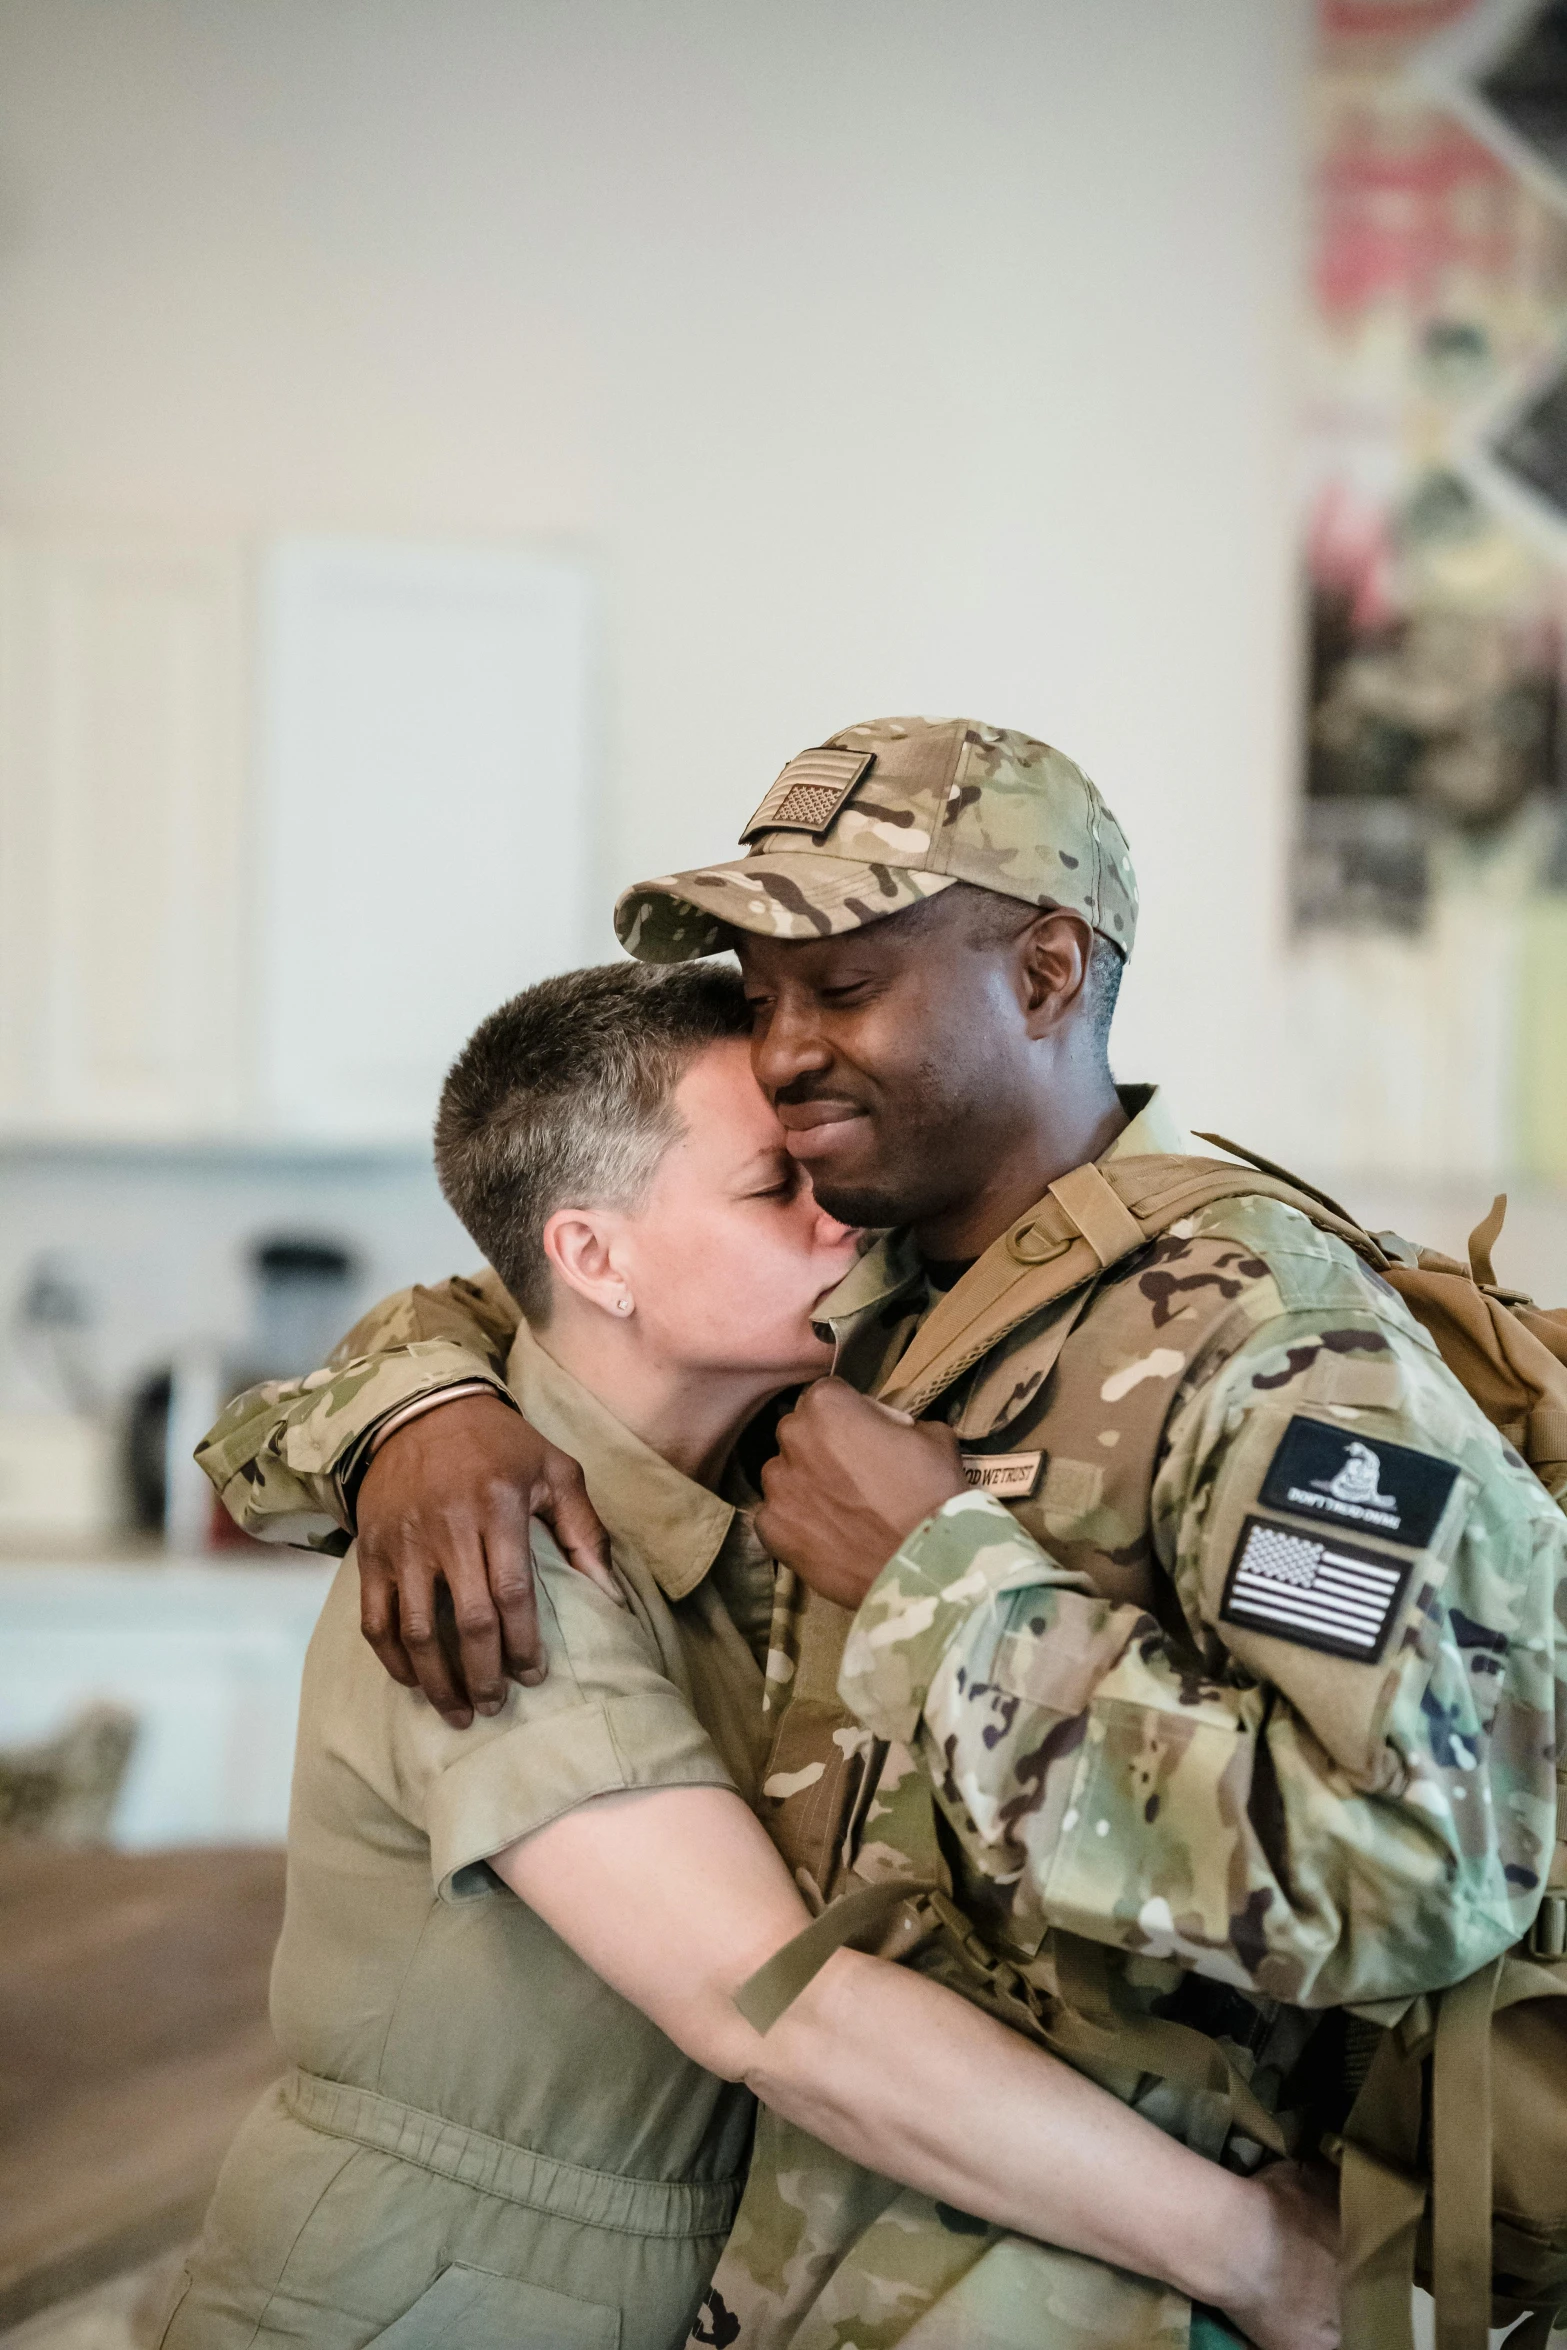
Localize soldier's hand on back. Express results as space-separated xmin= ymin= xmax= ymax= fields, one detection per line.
xmin=755 ymin=1378 xmax=968 ymax=1608
xmin=356 ymin=1392 xmax=615 ymax=1727
xmin=1219 ymin=2157 xmax=1341 ymax=2350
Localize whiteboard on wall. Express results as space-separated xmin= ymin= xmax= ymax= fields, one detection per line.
xmin=257 ymin=538 xmax=595 ymax=1142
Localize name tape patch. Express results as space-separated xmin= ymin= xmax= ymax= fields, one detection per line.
xmin=1220 ymin=1514 xmax=1413 ymax=1662
xmin=1259 ymin=1415 xmax=1458 ymax=1549
xmin=961 ymin=1450 xmax=1044 ymax=1500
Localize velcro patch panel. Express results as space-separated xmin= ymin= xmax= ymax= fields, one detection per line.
xmin=741 ymin=748 xmax=876 ymax=841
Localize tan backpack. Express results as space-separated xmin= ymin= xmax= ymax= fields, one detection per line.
xmin=1191 ymin=1136 xmax=1567 ymax=1508
xmin=742 ymin=1142 xmax=1567 ymax=2350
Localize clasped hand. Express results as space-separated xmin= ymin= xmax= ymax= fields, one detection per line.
xmin=754 ymin=1379 xmax=969 ymax=1609
xmin=354 ymin=1379 xmax=968 ymax=1724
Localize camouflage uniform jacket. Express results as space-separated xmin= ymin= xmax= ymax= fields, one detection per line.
xmin=682 ymin=1098 xmax=1567 ymax=2350
xmin=782 ymin=1133 xmax=1566 ymax=2022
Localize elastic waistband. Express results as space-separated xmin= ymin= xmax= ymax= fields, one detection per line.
xmin=282 ymin=2067 xmax=743 ymax=2242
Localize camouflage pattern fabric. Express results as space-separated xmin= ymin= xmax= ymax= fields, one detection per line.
xmin=614 ymin=717 xmax=1138 ymax=963
xmin=193 ymin=1250 xmax=1221 ymax=2346
xmin=194 ymin=1270 xmax=519 ymax=1553
xmin=689 ymin=2111 xmax=1196 ymax=2350
xmin=826 ymin=1189 xmax=1565 ymax=2010
xmin=712 ymin=1154 xmax=1564 ymax=2344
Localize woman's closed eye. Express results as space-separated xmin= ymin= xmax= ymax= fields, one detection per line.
xmin=743 ymin=1155 xmax=804 ymax=1202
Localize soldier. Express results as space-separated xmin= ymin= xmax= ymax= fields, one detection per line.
xmin=201 ymin=717 xmax=1565 ymax=2348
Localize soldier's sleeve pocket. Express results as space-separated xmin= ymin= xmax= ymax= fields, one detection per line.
xmin=991 ymin=1589 xmax=1140 ymax=1718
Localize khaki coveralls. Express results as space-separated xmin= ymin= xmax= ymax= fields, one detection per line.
xmin=161 ymin=1326 xmax=774 ymax=2350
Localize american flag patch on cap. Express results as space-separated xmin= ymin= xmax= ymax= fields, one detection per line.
xmin=1219 ymin=1514 xmax=1412 ymax=1663
xmin=740 ymin=748 xmax=875 ymax=841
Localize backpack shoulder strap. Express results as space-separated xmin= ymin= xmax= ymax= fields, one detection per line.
xmin=882 ymin=1150 xmax=1389 ymax=1418
xmin=1192 ymin=1130 xmax=1361 ymax=1225
xmin=879 ymin=1158 xmax=1166 ymax=1413
xmin=1109 ymin=1144 xmax=1389 ymax=1268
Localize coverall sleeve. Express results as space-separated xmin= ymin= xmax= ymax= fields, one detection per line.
xmin=196 ymin=1270 xmax=521 ymax=1553
xmin=324 ymin=1523 xmax=737 ymax=1898
xmin=838 ymin=1304 xmax=1566 ymax=2009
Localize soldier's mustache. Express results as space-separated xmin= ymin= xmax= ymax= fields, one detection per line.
xmin=772 ymin=1076 xmax=875 ymax=1112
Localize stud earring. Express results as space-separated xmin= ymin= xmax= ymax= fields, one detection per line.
xmin=617 ymin=1295 xmax=633 ymax=1315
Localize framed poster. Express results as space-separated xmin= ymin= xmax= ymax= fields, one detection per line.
xmin=1297 ymin=0 xmax=1567 ymax=1181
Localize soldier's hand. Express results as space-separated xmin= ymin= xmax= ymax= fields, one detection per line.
xmin=1219 ymin=2157 xmax=1341 ymax=2350
xmin=356 ymin=1392 xmax=615 ymax=1727
xmin=755 ymin=1378 xmax=967 ymax=1608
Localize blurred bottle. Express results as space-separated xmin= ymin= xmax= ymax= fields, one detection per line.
xmin=227 ymin=1238 xmax=360 ymax=1397
xmin=0 ymin=1255 xmax=119 ymax=1551
xmin=163 ymin=1340 xmax=229 ymax=1554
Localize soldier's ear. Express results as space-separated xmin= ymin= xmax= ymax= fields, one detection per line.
xmin=1017 ymin=909 xmax=1092 ymax=1033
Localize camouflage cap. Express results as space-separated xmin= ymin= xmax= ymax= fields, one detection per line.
xmin=613 ymin=716 xmax=1138 ymax=964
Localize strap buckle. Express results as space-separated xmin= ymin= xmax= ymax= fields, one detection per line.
xmin=1046 ymin=1164 xmax=1147 ymax=1270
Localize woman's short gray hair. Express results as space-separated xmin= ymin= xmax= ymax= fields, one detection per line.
xmin=434 ymin=962 xmax=751 ymax=1321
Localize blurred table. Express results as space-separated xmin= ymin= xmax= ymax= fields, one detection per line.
xmin=0 ymin=1842 xmax=285 ymax=2327
xmin=0 ymin=1560 xmax=335 ymax=1846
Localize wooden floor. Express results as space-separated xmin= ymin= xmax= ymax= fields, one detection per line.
xmin=0 ymin=1844 xmax=285 ymax=2330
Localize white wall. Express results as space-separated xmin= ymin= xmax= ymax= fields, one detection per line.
xmin=0 ymin=0 xmax=1310 ymax=1147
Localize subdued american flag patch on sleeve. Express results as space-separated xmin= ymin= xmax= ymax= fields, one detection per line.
xmin=1219 ymin=1514 xmax=1413 ymax=1662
